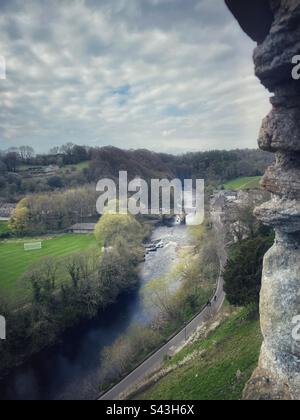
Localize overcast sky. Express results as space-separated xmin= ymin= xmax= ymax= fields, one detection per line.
xmin=0 ymin=0 xmax=271 ymax=154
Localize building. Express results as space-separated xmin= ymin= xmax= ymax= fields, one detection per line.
xmin=69 ymin=223 xmax=96 ymax=234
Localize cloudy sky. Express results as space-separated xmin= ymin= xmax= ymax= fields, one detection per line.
xmin=0 ymin=0 xmax=271 ymax=154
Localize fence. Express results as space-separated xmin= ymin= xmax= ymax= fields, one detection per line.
xmin=24 ymin=242 xmax=42 ymax=251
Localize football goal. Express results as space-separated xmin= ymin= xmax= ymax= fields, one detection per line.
xmin=24 ymin=242 xmax=42 ymax=251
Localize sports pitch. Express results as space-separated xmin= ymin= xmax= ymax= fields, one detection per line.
xmin=0 ymin=234 xmax=97 ymax=305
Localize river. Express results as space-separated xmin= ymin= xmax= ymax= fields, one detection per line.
xmin=0 ymin=224 xmax=190 ymax=400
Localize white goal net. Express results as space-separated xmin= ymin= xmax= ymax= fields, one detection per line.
xmin=24 ymin=242 xmax=42 ymax=251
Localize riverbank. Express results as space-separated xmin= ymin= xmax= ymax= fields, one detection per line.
xmin=0 ymin=223 xmax=191 ymax=400
xmin=99 ymin=220 xmax=221 ymax=399
xmin=0 ymin=214 xmax=148 ymax=386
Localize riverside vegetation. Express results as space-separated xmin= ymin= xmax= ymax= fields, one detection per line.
xmin=133 ymin=217 xmax=274 ymax=400
xmin=0 ymin=144 xmax=275 ymax=394
xmin=100 ymin=220 xmax=219 ymax=389
xmin=0 ymin=213 xmax=148 ymax=377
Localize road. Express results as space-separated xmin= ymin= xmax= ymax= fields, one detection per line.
xmin=99 ymin=206 xmax=227 ymax=401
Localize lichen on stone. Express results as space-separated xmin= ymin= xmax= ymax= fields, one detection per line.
xmin=225 ymin=0 xmax=300 ymax=400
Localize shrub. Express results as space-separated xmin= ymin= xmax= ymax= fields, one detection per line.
xmin=224 ymin=229 xmax=274 ymax=306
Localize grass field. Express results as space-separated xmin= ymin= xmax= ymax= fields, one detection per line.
xmin=223 ymin=176 xmax=261 ymax=190
xmin=138 ymin=306 xmax=262 ymax=401
xmin=0 ymin=234 xmax=97 ymax=305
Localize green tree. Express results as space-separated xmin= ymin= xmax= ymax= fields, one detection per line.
xmin=47 ymin=176 xmax=64 ymax=189
xmin=95 ymin=213 xmax=147 ymax=247
xmin=224 ymin=230 xmax=274 ymax=306
xmin=9 ymin=199 xmax=30 ymax=235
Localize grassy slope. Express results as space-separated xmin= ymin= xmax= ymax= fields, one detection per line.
xmin=223 ymin=176 xmax=261 ymax=190
xmin=139 ymin=307 xmax=262 ymax=401
xmin=0 ymin=234 xmax=97 ymax=304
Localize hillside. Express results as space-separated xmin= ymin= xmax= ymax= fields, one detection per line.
xmin=0 ymin=146 xmax=273 ymax=202
xmin=136 ymin=305 xmax=262 ymax=401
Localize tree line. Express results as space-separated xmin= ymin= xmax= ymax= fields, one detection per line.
xmin=0 ymin=144 xmax=91 ymax=170
xmin=0 ymin=144 xmax=92 ymax=202
xmin=0 ymin=144 xmax=273 ymax=202
xmin=9 ymin=186 xmax=99 ymax=235
xmin=86 ymin=146 xmax=273 ymax=185
xmin=0 ymin=213 xmax=148 ymax=376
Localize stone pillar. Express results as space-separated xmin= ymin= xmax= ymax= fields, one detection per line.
xmin=225 ymin=0 xmax=300 ymax=399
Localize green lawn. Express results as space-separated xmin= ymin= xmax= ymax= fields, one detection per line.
xmin=0 ymin=234 xmax=97 ymax=305
xmin=138 ymin=306 xmax=262 ymax=401
xmin=223 ymin=176 xmax=261 ymax=190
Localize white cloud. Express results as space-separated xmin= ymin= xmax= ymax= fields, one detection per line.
xmin=0 ymin=0 xmax=271 ymax=153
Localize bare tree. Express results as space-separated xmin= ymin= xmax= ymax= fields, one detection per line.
xmin=19 ymin=146 xmax=35 ymax=162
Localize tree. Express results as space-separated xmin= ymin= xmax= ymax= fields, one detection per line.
xmin=9 ymin=199 xmax=30 ymax=235
xmin=60 ymin=143 xmax=75 ymax=164
xmin=9 ymin=186 xmax=99 ymax=234
xmin=60 ymin=143 xmax=75 ymax=156
xmin=143 ymin=276 xmax=182 ymax=323
xmin=42 ymin=258 xmax=59 ymax=290
xmin=95 ymin=213 xmax=147 ymax=248
xmin=3 ymin=152 xmax=19 ymax=172
xmin=101 ymin=325 xmax=162 ymax=380
xmin=47 ymin=176 xmax=64 ymax=189
xmin=97 ymin=241 xmax=140 ymax=304
xmin=19 ymin=146 xmax=35 ymax=162
xmin=72 ymin=145 xmax=88 ymax=163
xmin=234 ymin=203 xmax=260 ymax=242
xmin=49 ymin=147 xmax=60 ymax=155
xmin=22 ymin=259 xmax=59 ymax=320
xmin=0 ymin=160 xmax=7 ymax=174
xmin=224 ymin=229 xmax=274 ymax=306
xmin=66 ymin=255 xmax=81 ymax=289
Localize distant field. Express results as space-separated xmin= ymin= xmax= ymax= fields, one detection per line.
xmin=223 ymin=176 xmax=261 ymax=190
xmin=0 ymin=234 xmax=97 ymax=305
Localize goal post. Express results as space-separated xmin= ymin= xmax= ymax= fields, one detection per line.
xmin=24 ymin=242 xmax=42 ymax=251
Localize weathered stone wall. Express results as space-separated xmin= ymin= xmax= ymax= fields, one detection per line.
xmin=225 ymin=0 xmax=300 ymax=400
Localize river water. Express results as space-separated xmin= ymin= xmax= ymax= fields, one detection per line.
xmin=0 ymin=224 xmax=189 ymax=400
